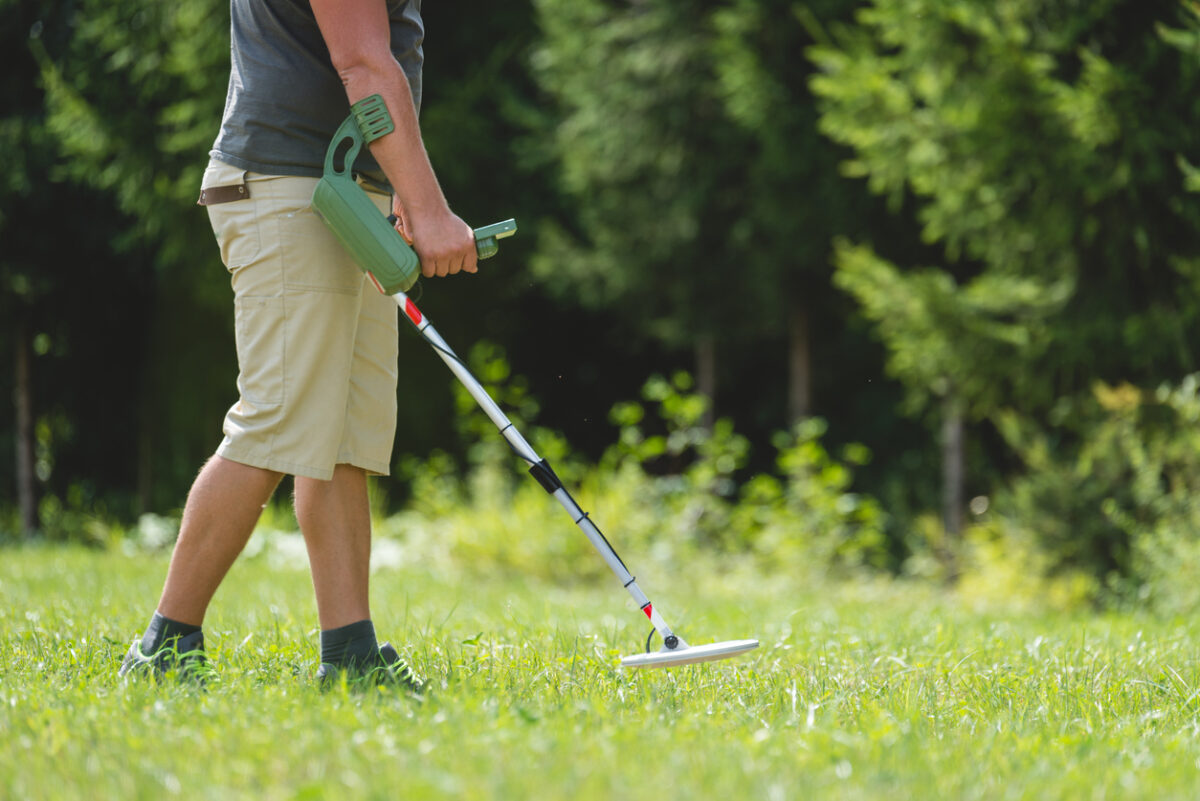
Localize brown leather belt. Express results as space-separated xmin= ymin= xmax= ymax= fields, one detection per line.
xmin=197 ymin=183 xmax=250 ymax=206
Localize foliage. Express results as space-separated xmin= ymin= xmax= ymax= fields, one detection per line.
xmin=528 ymin=0 xmax=750 ymax=347
xmin=812 ymin=0 xmax=1200 ymax=415
xmin=36 ymin=0 xmax=229 ymax=292
xmin=811 ymin=0 xmax=1200 ymax=577
xmin=0 ymin=1 xmax=86 ymax=305
xmin=745 ymin=418 xmax=889 ymax=572
xmin=980 ymin=374 xmax=1200 ymax=613
xmin=834 ymin=240 xmax=1070 ymax=417
xmin=0 ymin=0 xmax=173 ymax=529
xmin=390 ymin=352 xmax=883 ymax=580
xmin=708 ymin=0 xmax=885 ymax=332
xmin=0 ymin=0 xmax=242 ymax=523
xmin=7 ymin=0 xmax=1200 ymax=604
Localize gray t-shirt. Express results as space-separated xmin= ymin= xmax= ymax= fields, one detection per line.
xmin=211 ymin=0 xmax=424 ymax=178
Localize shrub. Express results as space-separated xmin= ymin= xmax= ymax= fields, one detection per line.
xmin=387 ymin=352 xmax=886 ymax=582
xmin=987 ymin=375 xmax=1200 ymax=612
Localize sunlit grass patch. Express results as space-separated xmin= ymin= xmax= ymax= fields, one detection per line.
xmin=3 ymin=547 xmax=1200 ymax=799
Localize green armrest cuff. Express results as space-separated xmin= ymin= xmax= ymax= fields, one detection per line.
xmin=351 ymin=94 xmax=395 ymax=143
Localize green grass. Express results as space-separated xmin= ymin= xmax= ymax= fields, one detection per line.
xmin=4 ymin=544 xmax=1200 ymax=800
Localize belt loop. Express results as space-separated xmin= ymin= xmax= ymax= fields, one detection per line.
xmin=197 ymin=183 xmax=250 ymax=206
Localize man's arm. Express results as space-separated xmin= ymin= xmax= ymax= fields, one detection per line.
xmin=310 ymin=0 xmax=477 ymax=278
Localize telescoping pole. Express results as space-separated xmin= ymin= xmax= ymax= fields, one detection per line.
xmin=388 ymin=285 xmax=682 ymax=649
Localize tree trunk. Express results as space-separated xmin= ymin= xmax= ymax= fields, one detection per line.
xmin=941 ymin=393 xmax=965 ymax=580
xmin=787 ymin=298 xmax=812 ymax=425
xmin=137 ymin=412 xmax=154 ymax=516
xmin=14 ymin=318 xmax=37 ymax=537
xmin=694 ymin=334 xmax=716 ymax=429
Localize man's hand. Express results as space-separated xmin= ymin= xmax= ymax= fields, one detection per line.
xmin=410 ymin=209 xmax=477 ymax=278
xmin=391 ymin=197 xmax=477 ymax=277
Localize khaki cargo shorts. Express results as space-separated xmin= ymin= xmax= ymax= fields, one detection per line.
xmin=201 ymin=158 xmax=398 ymax=480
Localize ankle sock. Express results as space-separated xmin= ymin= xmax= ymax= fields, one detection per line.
xmin=320 ymin=619 xmax=378 ymax=666
xmin=141 ymin=612 xmax=202 ymax=655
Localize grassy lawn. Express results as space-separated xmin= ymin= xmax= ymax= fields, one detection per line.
xmin=3 ymin=543 xmax=1200 ymax=800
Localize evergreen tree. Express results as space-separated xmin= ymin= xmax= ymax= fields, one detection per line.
xmin=38 ymin=0 xmax=236 ymax=512
xmin=529 ymin=0 xmax=751 ymax=413
xmin=812 ymin=0 xmax=1200 ymax=567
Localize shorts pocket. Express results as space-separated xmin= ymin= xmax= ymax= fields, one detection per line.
xmin=234 ymin=295 xmax=285 ymax=406
xmin=277 ymin=201 xmax=372 ymax=296
xmin=203 ymin=160 xmax=261 ymax=269
xmin=208 ymin=199 xmax=262 ymax=270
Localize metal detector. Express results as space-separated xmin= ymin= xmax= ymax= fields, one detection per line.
xmin=313 ymin=96 xmax=759 ymax=669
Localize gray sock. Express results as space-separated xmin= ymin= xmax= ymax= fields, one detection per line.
xmin=320 ymin=619 xmax=378 ymax=666
xmin=140 ymin=612 xmax=202 ymax=655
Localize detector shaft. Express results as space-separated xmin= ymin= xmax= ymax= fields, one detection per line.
xmin=391 ymin=290 xmax=677 ymax=642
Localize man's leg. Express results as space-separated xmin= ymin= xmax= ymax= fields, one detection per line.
xmin=296 ymin=464 xmax=401 ymax=680
xmin=296 ymin=464 xmax=420 ymax=688
xmin=294 ymin=463 xmax=373 ymax=631
xmin=121 ymin=455 xmax=282 ymax=677
xmin=156 ymin=455 xmax=284 ymax=625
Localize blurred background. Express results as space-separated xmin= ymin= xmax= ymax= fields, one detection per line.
xmin=3 ymin=0 xmax=1199 ymax=609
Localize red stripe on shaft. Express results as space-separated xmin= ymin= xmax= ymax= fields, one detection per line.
xmin=643 ymin=603 xmax=653 ymax=620
xmin=404 ymin=297 xmax=423 ymax=327
xmin=367 ymin=273 xmax=386 ymax=295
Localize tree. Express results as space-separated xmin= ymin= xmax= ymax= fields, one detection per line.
xmin=2 ymin=0 xmax=142 ymax=535
xmin=37 ymin=0 xmax=236 ymax=513
xmin=811 ymin=0 xmax=1200 ymax=567
xmin=529 ymin=0 xmax=753 ymax=417
xmin=833 ymin=243 xmax=1069 ymax=559
xmin=1 ymin=0 xmax=52 ymax=535
xmin=710 ymin=0 xmax=880 ymax=425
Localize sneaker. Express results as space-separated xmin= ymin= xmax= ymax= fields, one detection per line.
xmin=118 ymin=630 xmax=208 ymax=683
xmin=317 ymin=642 xmax=424 ymax=692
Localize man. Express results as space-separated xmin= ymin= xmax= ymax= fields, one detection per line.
xmin=120 ymin=0 xmax=475 ymax=687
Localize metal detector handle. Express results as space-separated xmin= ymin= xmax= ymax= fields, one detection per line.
xmin=473 ymin=219 xmax=518 ymax=260
xmin=384 ymin=217 xmax=518 ymax=260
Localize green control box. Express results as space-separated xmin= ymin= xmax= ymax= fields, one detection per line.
xmin=313 ymin=95 xmax=517 ymax=294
